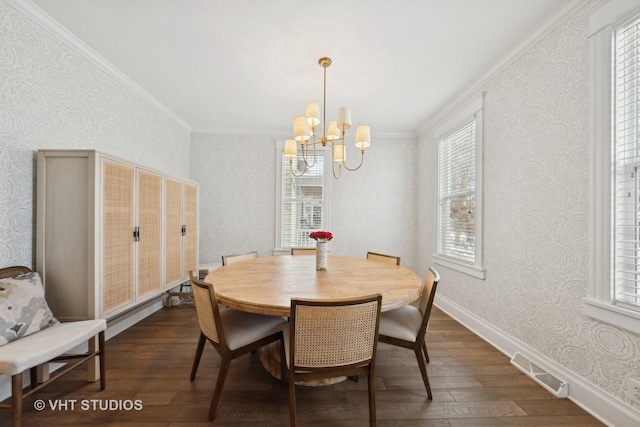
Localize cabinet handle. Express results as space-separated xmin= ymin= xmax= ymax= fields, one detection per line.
xmin=133 ymin=226 xmax=140 ymax=242
xmin=181 ymin=225 xmax=186 ymax=236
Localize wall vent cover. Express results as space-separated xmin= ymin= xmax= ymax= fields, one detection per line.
xmin=510 ymin=352 xmax=568 ymax=398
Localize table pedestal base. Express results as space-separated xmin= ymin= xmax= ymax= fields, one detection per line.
xmin=259 ymin=341 xmax=347 ymax=386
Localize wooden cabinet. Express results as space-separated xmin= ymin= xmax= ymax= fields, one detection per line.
xmin=36 ymin=150 xmax=198 ymax=321
xmin=164 ymin=178 xmax=198 ymax=289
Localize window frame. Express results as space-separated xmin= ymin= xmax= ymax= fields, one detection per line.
xmin=433 ymin=95 xmax=485 ymax=279
xmin=274 ymin=139 xmax=331 ymax=254
xmin=586 ymin=0 xmax=640 ymax=335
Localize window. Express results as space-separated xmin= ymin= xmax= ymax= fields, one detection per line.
xmin=613 ymin=15 xmax=640 ymax=312
xmin=275 ymin=142 xmax=331 ymax=251
xmin=433 ymin=96 xmax=484 ymax=279
xmin=586 ymin=0 xmax=640 ymax=334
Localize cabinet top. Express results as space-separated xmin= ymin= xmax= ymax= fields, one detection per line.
xmin=38 ymin=149 xmax=197 ymax=186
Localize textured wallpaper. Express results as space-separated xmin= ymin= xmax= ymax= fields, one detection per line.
xmin=190 ymin=133 xmax=419 ymax=270
xmin=420 ymin=0 xmax=639 ymax=408
xmin=0 ymin=0 xmax=191 ymax=269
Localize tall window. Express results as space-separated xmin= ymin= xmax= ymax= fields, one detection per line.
xmin=276 ymin=144 xmax=330 ymax=250
xmin=433 ymin=96 xmax=484 ymax=279
xmin=613 ymin=15 xmax=640 ymax=312
xmin=438 ymin=120 xmax=476 ymax=262
xmin=586 ymin=0 xmax=640 ymax=334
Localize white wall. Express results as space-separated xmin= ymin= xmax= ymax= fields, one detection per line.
xmin=419 ymin=0 xmax=640 ymax=421
xmin=0 ymin=0 xmax=192 ymax=403
xmin=0 ymin=0 xmax=192 ymax=269
xmin=190 ymin=133 xmax=419 ymax=271
xmin=190 ymin=133 xmax=279 ymax=263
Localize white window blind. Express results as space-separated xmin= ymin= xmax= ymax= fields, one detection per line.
xmin=613 ymin=15 xmax=640 ymax=311
xmin=438 ymin=119 xmax=476 ymax=263
xmin=281 ymin=154 xmax=325 ymax=248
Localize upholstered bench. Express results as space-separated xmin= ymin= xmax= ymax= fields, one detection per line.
xmin=0 ymin=266 xmax=106 ymax=427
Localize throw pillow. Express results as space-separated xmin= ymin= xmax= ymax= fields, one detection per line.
xmin=0 ymin=271 xmax=59 ymax=346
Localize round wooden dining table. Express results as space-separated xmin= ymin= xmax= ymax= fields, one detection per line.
xmin=204 ymin=254 xmax=422 ymax=385
xmin=204 ymin=254 xmax=423 ymax=317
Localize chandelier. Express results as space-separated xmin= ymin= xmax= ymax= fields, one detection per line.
xmin=284 ymin=57 xmax=370 ymax=179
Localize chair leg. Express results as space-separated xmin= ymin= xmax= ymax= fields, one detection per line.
xmin=99 ymin=331 xmax=106 ymax=390
xmin=288 ymin=373 xmax=297 ymax=426
xmin=423 ymin=342 xmax=430 ymax=363
xmin=367 ymin=372 xmax=376 ymax=427
xmin=208 ymin=357 xmax=231 ymax=421
xmin=414 ymin=347 xmax=432 ymax=399
xmin=11 ymin=374 xmax=22 ymax=427
xmin=279 ymin=339 xmax=287 ymax=385
xmin=190 ymin=332 xmax=206 ymax=381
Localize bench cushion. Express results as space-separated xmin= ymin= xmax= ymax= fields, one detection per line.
xmin=0 ymin=272 xmax=58 ymax=346
xmin=0 ymin=319 xmax=106 ymax=375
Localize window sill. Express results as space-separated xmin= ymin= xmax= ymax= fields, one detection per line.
xmin=583 ymin=298 xmax=640 ymax=335
xmin=433 ymin=254 xmax=486 ymax=279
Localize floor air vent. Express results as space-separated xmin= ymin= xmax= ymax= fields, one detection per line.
xmin=510 ymin=352 xmax=568 ymax=398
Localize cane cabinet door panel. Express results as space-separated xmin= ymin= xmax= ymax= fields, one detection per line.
xmin=101 ymin=159 xmax=135 ymax=314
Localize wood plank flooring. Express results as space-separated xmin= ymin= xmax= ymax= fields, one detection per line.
xmin=0 ymin=304 xmax=604 ymax=426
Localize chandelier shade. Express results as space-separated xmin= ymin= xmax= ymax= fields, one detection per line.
xmin=285 ymin=57 xmax=370 ymax=179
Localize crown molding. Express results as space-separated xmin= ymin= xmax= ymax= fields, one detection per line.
xmin=7 ymin=0 xmax=193 ymax=132
xmin=417 ymin=0 xmax=590 ymax=136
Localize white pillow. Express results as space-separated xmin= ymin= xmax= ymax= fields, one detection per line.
xmin=0 ymin=272 xmax=59 ymax=346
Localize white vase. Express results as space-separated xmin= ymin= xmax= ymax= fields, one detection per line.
xmin=316 ymin=241 xmax=328 ymax=271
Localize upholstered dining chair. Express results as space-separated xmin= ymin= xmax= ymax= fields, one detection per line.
xmin=290 ymin=248 xmax=316 ymax=255
xmin=366 ymin=251 xmax=401 ymax=265
xmin=377 ymin=267 xmax=440 ymax=399
xmin=283 ymin=294 xmax=382 ymax=427
xmin=188 ymin=272 xmax=286 ymax=421
xmin=221 ymin=250 xmax=258 ymax=266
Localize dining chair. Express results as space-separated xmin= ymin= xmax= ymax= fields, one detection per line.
xmin=221 ymin=250 xmax=258 ymax=266
xmin=283 ymin=294 xmax=382 ymax=427
xmin=290 ymin=248 xmax=316 ymax=255
xmin=377 ymin=267 xmax=440 ymax=399
xmin=188 ymin=272 xmax=286 ymax=421
xmin=366 ymin=251 xmax=401 ymax=265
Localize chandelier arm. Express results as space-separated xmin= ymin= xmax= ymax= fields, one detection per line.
xmin=331 ymin=158 xmax=342 ymax=179
xmin=341 ymin=149 xmax=365 ymax=172
xmin=289 ymin=158 xmax=306 ymax=177
xmin=299 ymin=140 xmax=317 ymax=168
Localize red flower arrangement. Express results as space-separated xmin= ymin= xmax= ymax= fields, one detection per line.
xmin=309 ymin=231 xmax=333 ymax=242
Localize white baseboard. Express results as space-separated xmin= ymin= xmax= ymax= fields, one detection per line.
xmin=435 ymin=294 xmax=640 ymax=427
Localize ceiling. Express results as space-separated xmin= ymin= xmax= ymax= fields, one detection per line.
xmin=31 ymin=0 xmax=568 ymax=136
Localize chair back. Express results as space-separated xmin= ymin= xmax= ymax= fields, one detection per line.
xmin=189 ymin=272 xmax=225 ymax=347
xmin=366 ymin=252 xmax=400 ymax=265
xmin=221 ymin=250 xmax=258 ymax=266
xmin=417 ymin=267 xmax=440 ymax=334
xmin=291 ymin=248 xmax=316 ymax=255
xmin=290 ymin=294 xmax=382 ymax=369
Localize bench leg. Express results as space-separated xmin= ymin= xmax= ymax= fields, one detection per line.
xmin=29 ymin=368 xmax=37 ymax=390
xmin=99 ymin=331 xmax=106 ymax=390
xmin=11 ymin=374 xmax=22 ymax=427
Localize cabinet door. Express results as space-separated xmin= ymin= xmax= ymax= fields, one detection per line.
xmin=164 ymin=178 xmax=183 ymax=286
xmin=183 ymin=183 xmax=198 ymax=278
xmin=102 ymin=160 xmax=135 ymax=314
xmin=136 ymin=170 xmax=162 ymax=297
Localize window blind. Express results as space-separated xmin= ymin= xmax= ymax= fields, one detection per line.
xmin=438 ymin=119 xmax=476 ymax=263
xmin=613 ymin=16 xmax=640 ymax=311
xmin=281 ymin=153 xmax=325 ymax=248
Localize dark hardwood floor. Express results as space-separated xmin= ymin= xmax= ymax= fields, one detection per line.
xmin=1 ymin=303 xmax=604 ymax=426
